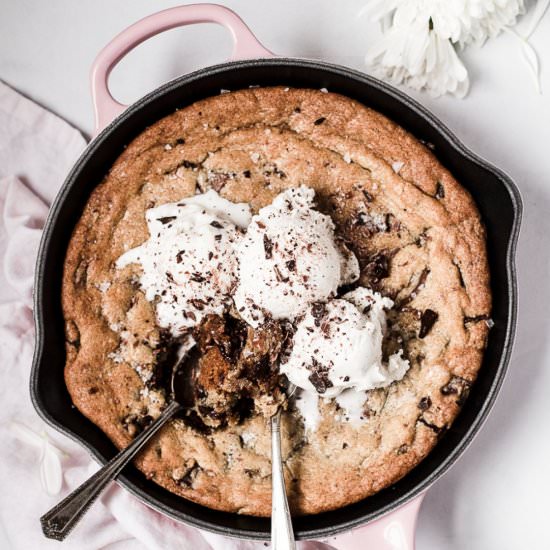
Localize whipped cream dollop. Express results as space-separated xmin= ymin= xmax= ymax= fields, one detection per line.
xmin=116 ymin=190 xmax=251 ymax=336
xmin=282 ymin=287 xmax=410 ymax=399
xmin=233 ymin=186 xmax=359 ymax=327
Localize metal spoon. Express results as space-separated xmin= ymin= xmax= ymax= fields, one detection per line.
xmin=40 ymin=345 xmax=201 ymax=541
xmin=270 ymin=382 xmax=297 ymax=550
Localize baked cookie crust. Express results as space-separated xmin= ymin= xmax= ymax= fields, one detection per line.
xmin=62 ymin=87 xmax=490 ymax=516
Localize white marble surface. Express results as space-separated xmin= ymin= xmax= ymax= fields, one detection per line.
xmin=1 ymin=1 xmax=549 ymax=548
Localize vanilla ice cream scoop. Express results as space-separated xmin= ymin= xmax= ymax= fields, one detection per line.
xmin=281 ymin=287 xmax=410 ymax=398
xmin=116 ymin=190 xmax=251 ymax=336
xmin=233 ymin=186 xmax=359 ymax=327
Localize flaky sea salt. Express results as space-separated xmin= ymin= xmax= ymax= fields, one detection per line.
xmin=392 ymin=161 xmax=405 ymax=173
xmin=343 ymin=152 xmax=352 ymax=164
xmin=96 ymin=281 xmax=111 ymax=293
xmin=240 ymin=432 xmax=257 ymax=447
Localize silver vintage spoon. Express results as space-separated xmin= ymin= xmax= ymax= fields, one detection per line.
xmin=270 ymin=382 xmax=297 ymax=550
xmin=40 ymin=344 xmax=201 ymax=541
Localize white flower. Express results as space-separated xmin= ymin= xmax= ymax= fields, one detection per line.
xmin=9 ymin=421 xmax=67 ymax=495
xmin=362 ymin=0 xmax=528 ymax=97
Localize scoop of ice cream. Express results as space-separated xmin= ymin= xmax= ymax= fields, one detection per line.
xmin=116 ymin=190 xmax=251 ymax=336
xmin=281 ymin=287 xmax=409 ymax=399
xmin=233 ymin=186 xmax=359 ymax=327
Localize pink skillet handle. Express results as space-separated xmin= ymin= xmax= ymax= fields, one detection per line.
xmin=324 ymin=494 xmax=425 ymax=550
xmin=90 ymin=3 xmax=273 ymax=135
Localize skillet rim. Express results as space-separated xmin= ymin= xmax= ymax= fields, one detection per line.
xmin=30 ymin=57 xmax=522 ymax=540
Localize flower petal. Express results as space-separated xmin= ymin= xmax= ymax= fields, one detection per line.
xmin=40 ymin=442 xmax=63 ymax=496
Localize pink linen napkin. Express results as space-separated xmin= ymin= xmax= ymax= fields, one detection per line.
xmin=0 ymin=80 xmax=328 ymax=550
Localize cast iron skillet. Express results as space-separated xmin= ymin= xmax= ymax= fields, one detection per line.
xmin=30 ymin=4 xmax=521 ymax=544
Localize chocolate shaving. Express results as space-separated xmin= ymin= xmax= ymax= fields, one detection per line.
xmin=157 ymin=216 xmax=177 ymax=224
xmin=263 ymin=234 xmax=273 ymax=259
xmin=273 ymin=265 xmax=288 ymax=282
xmin=311 ymin=302 xmax=327 ymax=327
xmin=190 ymin=298 xmax=206 ymax=310
xmin=308 ymin=359 xmax=333 ymax=394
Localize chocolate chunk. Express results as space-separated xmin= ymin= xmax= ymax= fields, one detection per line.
xmin=418 ymin=396 xmax=432 ymax=410
xmin=232 ymin=396 xmax=255 ymax=422
xmin=419 ymin=309 xmax=438 ymax=338
xmin=286 ymin=259 xmax=296 ymax=271
xmin=190 ymin=272 xmax=205 ymax=283
xmin=166 ymin=272 xmax=175 ymax=283
xmin=455 ymin=262 xmax=466 ymax=288
xmin=243 ymin=170 xmax=251 ymax=178
xmin=208 ymin=173 xmax=230 ymax=192
xmin=365 ymin=253 xmax=390 ymax=282
xmin=435 ymin=182 xmax=445 ymax=199
xmin=181 ymin=410 xmax=212 ymax=434
xmin=176 ymin=138 xmax=185 ymax=145
xmin=210 ymin=220 xmax=223 ymax=229
xmin=396 ymin=444 xmax=408 ymax=455
xmin=176 ymin=250 xmax=185 ymax=263
xmin=314 ymin=117 xmax=326 ymax=125
xmin=441 ymin=382 xmax=457 ymax=395
xmin=398 ymin=268 xmax=430 ymax=308
xmin=363 ymin=190 xmax=374 ymax=202
xmin=440 ymin=376 xmax=471 ymax=406
xmin=263 ymin=234 xmax=273 ymax=259
xmin=157 ymin=216 xmax=177 ymax=225
xmin=180 ymin=462 xmax=201 ymax=487
xmin=136 ymin=415 xmax=153 ymax=430
xmin=273 ymin=265 xmax=288 ymax=282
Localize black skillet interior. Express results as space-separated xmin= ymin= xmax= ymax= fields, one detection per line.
xmin=31 ymin=59 xmax=521 ymax=541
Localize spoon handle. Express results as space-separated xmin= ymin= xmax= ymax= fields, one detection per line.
xmin=271 ymin=409 xmax=296 ymax=550
xmin=40 ymin=400 xmax=181 ymax=541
